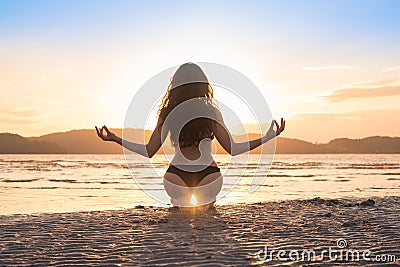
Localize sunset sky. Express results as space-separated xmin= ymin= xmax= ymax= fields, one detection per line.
xmin=1 ymin=0 xmax=400 ymax=142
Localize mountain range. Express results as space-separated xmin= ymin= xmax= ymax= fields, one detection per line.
xmin=0 ymin=129 xmax=399 ymax=154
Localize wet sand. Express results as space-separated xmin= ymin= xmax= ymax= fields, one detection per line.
xmin=1 ymin=196 xmax=399 ymax=266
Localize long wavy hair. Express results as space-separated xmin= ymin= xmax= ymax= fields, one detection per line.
xmin=158 ymin=63 xmax=217 ymax=147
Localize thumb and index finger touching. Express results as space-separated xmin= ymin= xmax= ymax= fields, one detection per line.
xmin=95 ymin=125 xmax=111 ymax=139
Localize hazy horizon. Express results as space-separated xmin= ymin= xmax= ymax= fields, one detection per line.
xmin=2 ymin=127 xmax=400 ymax=143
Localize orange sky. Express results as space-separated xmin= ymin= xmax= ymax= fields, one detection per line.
xmin=1 ymin=1 xmax=400 ymax=142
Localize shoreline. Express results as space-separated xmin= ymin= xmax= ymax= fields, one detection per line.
xmin=0 ymin=194 xmax=397 ymax=217
xmin=1 ymin=196 xmax=399 ymax=266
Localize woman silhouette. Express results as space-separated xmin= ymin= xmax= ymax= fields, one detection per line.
xmin=96 ymin=63 xmax=285 ymax=209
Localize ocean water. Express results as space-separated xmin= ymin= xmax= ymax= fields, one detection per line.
xmin=0 ymin=154 xmax=399 ymax=215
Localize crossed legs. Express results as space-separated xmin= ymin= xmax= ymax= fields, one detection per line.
xmin=163 ymin=172 xmax=223 ymax=209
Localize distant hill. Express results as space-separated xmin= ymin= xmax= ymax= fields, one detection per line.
xmin=0 ymin=133 xmax=66 ymax=154
xmin=34 ymin=129 xmax=125 ymax=154
xmin=32 ymin=128 xmax=175 ymax=154
xmin=0 ymin=129 xmax=399 ymax=154
xmin=323 ymin=136 xmax=400 ymax=153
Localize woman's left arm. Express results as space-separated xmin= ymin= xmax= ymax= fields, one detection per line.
xmin=214 ymin=117 xmax=285 ymax=156
xmin=95 ymin=118 xmax=164 ymax=158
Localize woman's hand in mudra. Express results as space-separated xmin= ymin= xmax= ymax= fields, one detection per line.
xmin=95 ymin=125 xmax=117 ymax=142
xmin=266 ymin=118 xmax=286 ymax=138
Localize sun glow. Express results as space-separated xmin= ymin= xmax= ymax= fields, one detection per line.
xmin=190 ymin=194 xmax=197 ymax=206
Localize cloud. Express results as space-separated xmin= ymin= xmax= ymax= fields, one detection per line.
xmin=0 ymin=117 xmax=39 ymax=125
xmin=322 ymin=79 xmax=400 ymax=102
xmin=293 ymin=109 xmax=400 ymax=120
xmin=381 ymin=66 xmax=400 ymax=72
xmin=303 ymin=65 xmax=358 ymax=71
xmin=0 ymin=109 xmax=42 ymax=125
xmin=0 ymin=109 xmax=42 ymax=117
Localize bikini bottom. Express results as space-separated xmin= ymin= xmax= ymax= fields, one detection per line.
xmin=166 ymin=165 xmax=221 ymax=187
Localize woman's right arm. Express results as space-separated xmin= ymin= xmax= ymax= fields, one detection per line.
xmin=95 ymin=117 xmax=165 ymax=158
xmin=214 ymin=112 xmax=285 ymax=156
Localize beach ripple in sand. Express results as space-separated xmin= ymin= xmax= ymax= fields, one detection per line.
xmin=0 ymin=196 xmax=399 ymax=266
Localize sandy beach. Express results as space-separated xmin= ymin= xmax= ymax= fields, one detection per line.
xmin=1 ymin=196 xmax=399 ymax=266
